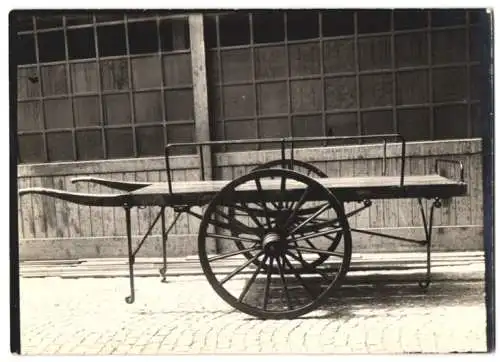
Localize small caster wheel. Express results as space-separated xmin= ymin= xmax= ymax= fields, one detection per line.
xmin=125 ymin=296 xmax=134 ymax=304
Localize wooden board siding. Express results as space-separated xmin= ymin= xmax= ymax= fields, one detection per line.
xmin=17 ymin=138 xmax=484 ymax=260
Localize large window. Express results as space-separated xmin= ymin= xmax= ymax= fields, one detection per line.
xmin=16 ymin=10 xmax=486 ymax=162
xmin=204 ymin=9 xmax=483 ymax=151
xmin=16 ymin=13 xmax=194 ymax=163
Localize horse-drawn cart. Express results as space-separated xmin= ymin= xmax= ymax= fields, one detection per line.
xmin=18 ymin=134 xmax=467 ymax=319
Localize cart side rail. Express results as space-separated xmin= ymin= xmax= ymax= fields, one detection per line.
xmin=164 ymin=134 xmax=406 ymax=194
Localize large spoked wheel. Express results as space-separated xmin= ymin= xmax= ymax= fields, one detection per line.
xmin=230 ymin=159 xmax=342 ymax=272
xmin=198 ymin=169 xmax=352 ymax=319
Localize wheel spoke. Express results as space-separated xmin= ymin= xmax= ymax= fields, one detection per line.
xmin=239 ymin=201 xmax=265 ymax=229
xmin=212 ymin=207 xmax=258 ymax=235
xmin=206 ymin=233 xmax=260 ymax=244
xmin=278 ymin=175 xmax=286 ymax=209
xmin=285 ymin=251 xmax=331 ymax=283
xmin=263 ymin=256 xmax=274 ymax=310
xmin=220 ymin=251 xmax=264 ymax=285
xmin=284 ymin=186 xmax=312 ymax=228
xmin=276 ymin=256 xmax=293 ymax=310
xmin=254 ymin=178 xmax=272 ymax=228
xmin=289 ymin=227 xmax=343 ymax=243
xmin=282 ymin=255 xmax=316 ymax=299
xmin=208 ymin=246 xmax=259 ymax=262
xmin=289 ymin=202 xmax=333 ymax=234
xmin=294 ymin=246 xmax=345 ymax=258
xmin=238 ymin=255 xmax=268 ymax=302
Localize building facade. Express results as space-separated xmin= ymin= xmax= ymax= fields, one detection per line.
xmin=15 ymin=10 xmax=489 ymax=260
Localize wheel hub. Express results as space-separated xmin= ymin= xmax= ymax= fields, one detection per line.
xmin=262 ymin=232 xmax=286 ymax=257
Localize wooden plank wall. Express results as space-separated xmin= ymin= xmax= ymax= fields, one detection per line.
xmin=17 ymin=138 xmax=484 ymax=260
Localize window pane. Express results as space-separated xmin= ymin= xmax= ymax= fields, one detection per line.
xmin=253 ymin=12 xmax=284 ymax=44
xmin=224 ymin=120 xmax=257 ymax=151
xmin=258 ymin=117 xmax=290 ymax=147
xmin=395 ymin=32 xmax=428 ymax=68
xmin=397 ymin=108 xmax=430 ymax=141
xmin=221 ymin=49 xmax=252 ymax=83
xmin=292 ymin=115 xmax=323 ymax=137
xmin=325 ymin=76 xmax=357 ymax=110
xmin=134 ymin=91 xmax=162 ymax=124
xmin=74 ymin=96 xmax=100 ymax=127
xmin=163 ymin=53 xmax=192 ymax=86
xmin=434 ymin=105 xmax=468 ymax=139
xmin=47 ymin=132 xmax=74 ymax=161
xmin=44 ymin=99 xmax=72 ymax=129
xmin=131 ymin=56 xmax=162 ymax=89
xmin=257 ymin=82 xmax=288 ymax=115
xmin=36 ymin=15 xmax=62 ymax=29
xmin=76 ymin=130 xmax=103 ymax=160
xmin=470 ymin=104 xmax=482 ymax=138
xmin=103 ymin=94 xmax=131 ymax=125
xmin=255 ymin=46 xmax=287 ymax=80
xmin=136 ymin=126 xmax=164 ymax=156
xmin=219 ymin=13 xmax=250 ymax=46
xmin=433 ymin=67 xmax=467 ymax=103
xmin=357 ymin=10 xmax=391 ymax=34
xmin=431 ymin=9 xmax=465 ymax=27
xmin=203 ymin=16 xmax=217 ymax=48
xmin=394 ymin=10 xmax=428 ymax=30
xmin=397 ymin=70 xmax=429 ymax=105
xmin=432 ymin=29 xmax=466 ymax=64
xmin=292 ymin=115 xmax=323 ymax=147
xmin=105 ymin=128 xmax=134 ymax=158
xmin=360 ymin=74 xmax=393 ymax=108
xmin=326 ymin=113 xmax=359 ymax=142
xmin=166 ymin=123 xmax=195 ymax=154
xmin=358 ymin=36 xmax=391 ymax=71
xmin=18 ymin=101 xmax=43 ymax=131
xmin=470 ymin=65 xmax=481 ymax=101
xmin=322 ymin=10 xmax=354 ymax=37
xmin=71 ymin=62 xmax=99 ymax=94
xmin=361 ymin=110 xmax=393 ymax=136
xmin=100 ymin=59 xmax=129 ymax=90
xmin=165 ymin=89 xmax=194 ymax=121
xmin=287 ymin=11 xmax=319 ymax=40
xmin=97 ymin=24 xmax=127 ymax=57
xmin=66 ymin=14 xmax=93 ymax=26
xmin=41 ymin=65 xmax=67 ymax=96
xmin=469 ymin=26 xmax=482 ymax=62
xmin=289 ymin=43 xmax=320 ymax=76
xmin=17 ymin=34 xmax=36 ymax=65
xmin=323 ymin=39 xmax=355 ymax=74
xmin=18 ymin=134 xmax=45 ymax=163
xmin=159 ymin=18 xmax=190 ymax=51
xmin=67 ymin=28 xmax=96 ymax=60
xmin=17 ymin=67 xmax=40 ymax=98
xmin=128 ymin=20 xmax=158 ymax=54
xmin=37 ymin=30 xmax=65 ymax=63
xmin=290 ymin=80 xmax=321 ymax=112
xmin=222 ymin=85 xmax=255 ymax=118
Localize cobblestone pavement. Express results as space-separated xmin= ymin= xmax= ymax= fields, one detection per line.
xmin=19 ymin=272 xmax=488 ymax=355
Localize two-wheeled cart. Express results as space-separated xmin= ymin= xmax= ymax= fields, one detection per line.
xmin=19 ymin=134 xmax=467 ymax=319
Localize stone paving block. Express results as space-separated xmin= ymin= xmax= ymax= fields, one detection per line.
xmin=18 ymin=274 xmax=489 ymax=355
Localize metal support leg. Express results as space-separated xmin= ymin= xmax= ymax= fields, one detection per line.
xmin=159 ymin=206 xmax=167 ymax=282
xmin=417 ymin=198 xmax=442 ymax=290
xmin=158 ymin=210 xmax=184 ymax=283
xmin=124 ymin=204 xmax=135 ymax=304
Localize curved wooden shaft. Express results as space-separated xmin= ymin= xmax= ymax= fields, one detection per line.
xmin=71 ymin=176 xmax=151 ymax=192
xmin=18 ymin=187 xmax=127 ymax=207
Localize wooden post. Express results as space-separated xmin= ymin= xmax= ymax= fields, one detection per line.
xmin=189 ymin=14 xmax=212 ymax=181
